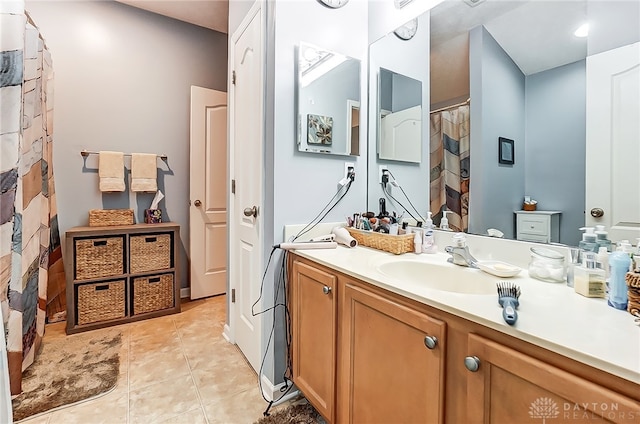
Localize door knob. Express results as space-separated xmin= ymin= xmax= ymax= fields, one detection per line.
xmin=194 ymin=200 xmax=202 ymax=207
xmin=244 ymin=206 xmax=258 ymax=218
xmin=464 ymin=356 xmax=480 ymax=372
xmin=590 ymin=208 xmax=604 ymax=218
xmin=424 ymin=335 xmax=438 ymax=350
xmin=322 ymin=286 xmax=332 ymax=295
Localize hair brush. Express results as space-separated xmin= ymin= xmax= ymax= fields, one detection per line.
xmin=496 ymin=282 xmax=521 ymax=325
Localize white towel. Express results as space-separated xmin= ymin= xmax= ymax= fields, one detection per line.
xmin=131 ymin=153 xmax=158 ymax=192
xmin=98 ymin=151 xmax=125 ymax=192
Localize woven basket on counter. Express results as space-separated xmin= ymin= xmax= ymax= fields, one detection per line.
xmin=626 ymin=272 xmax=640 ymax=316
xmin=74 ymin=236 xmax=125 ymax=280
xmin=346 ymin=227 xmax=414 ymax=255
xmin=77 ymin=280 xmax=126 ymax=325
xmin=132 ymin=274 xmax=174 ymax=315
xmin=129 ymin=233 xmax=172 ymax=273
xmin=89 ymin=209 xmax=134 ymax=227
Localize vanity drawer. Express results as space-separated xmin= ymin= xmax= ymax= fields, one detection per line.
xmin=517 ymin=215 xmax=549 ymax=236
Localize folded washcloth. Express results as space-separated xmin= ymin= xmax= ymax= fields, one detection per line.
xmin=131 ymin=153 xmax=158 ymax=192
xmin=98 ymin=151 xmax=125 ymax=192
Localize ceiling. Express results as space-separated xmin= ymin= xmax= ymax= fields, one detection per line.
xmin=431 ymin=0 xmax=640 ymax=75
xmin=115 ymin=0 xmax=229 ymax=33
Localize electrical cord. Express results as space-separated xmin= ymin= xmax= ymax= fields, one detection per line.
xmin=250 ymin=175 xmax=354 ymax=414
xmin=387 ymin=170 xmax=427 ymax=223
xmin=293 ymin=178 xmax=353 ymax=242
xmin=382 ymin=182 xmax=421 ymax=223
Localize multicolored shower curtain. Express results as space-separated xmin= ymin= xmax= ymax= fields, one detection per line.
xmin=1 ymin=6 xmax=66 ymax=395
xmin=429 ymin=104 xmax=470 ymax=232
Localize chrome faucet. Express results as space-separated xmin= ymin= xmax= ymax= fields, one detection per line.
xmin=445 ymin=233 xmax=478 ymax=268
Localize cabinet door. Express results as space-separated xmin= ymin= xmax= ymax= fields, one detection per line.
xmin=465 ymin=334 xmax=640 ymax=423
xmin=291 ymin=260 xmax=337 ymax=422
xmin=339 ymin=283 xmax=446 ymax=424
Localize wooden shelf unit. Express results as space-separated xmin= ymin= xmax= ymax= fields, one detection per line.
xmin=65 ymin=223 xmax=181 ymax=334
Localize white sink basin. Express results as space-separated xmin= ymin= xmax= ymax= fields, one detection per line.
xmin=376 ymin=259 xmax=498 ymax=295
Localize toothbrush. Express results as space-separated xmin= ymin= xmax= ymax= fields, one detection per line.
xmin=496 ymin=282 xmax=521 ymax=325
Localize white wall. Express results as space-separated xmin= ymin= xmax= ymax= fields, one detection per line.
xmin=25 ymin=1 xmax=228 ymax=289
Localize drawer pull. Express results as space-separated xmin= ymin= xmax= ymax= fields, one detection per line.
xmin=95 ymin=284 xmax=109 ymax=291
xmin=93 ymin=240 xmax=107 ymax=246
xmin=145 ymin=237 xmax=157 ymax=243
xmin=149 ymin=277 xmax=161 ymax=283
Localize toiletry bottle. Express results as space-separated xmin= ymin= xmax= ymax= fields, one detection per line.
xmin=597 ymin=247 xmax=610 ymax=279
xmin=608 ymin=250 xmax=630 ymax=310
xmin=578 ymin=227 xmax=598 ymax=252
xmin=594 ymin=225 xmax=612 ymax=252
xmin=422 ymin=228 xmax=437 ymax=254
xmin=566 ymin=248 xmax=581 ymax=288
xmin=425 ymin=212 xmax=434 ymax=229
xmin=574 ymin=252 xmax=606 ymax=298
xmin=440 ymin=211 xmax=451 ymax=231
xmin=413 ymin=230 xmax=422 ymax=254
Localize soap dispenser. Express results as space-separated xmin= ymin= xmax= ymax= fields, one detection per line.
xmin=425 ymin=212 xmax=434 ymax=230
xmin=594 ymin=225 xmax=612 ymax=252
xmin=440 ymin=211 xmax=451 ymax=231
xmin=578 ymin=227 xmax=598 ymax=253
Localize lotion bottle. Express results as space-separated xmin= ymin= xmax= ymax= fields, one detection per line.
xmin=608 ymin=250 xmax=630 ymax=310
xmin=578 ymin=227 xmax=598 ymax=252
xmin=414 ymin=230 xmax=422 ymax=254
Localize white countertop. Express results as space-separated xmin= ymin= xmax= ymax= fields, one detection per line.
xmin=292 ymin=244 xmax=640 ymax=384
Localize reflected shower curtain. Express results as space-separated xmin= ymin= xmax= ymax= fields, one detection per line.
xmin=1 ymin=6 xmax=66 ymax=395
xmin=429 ymin=105 xmax=470 ymax=232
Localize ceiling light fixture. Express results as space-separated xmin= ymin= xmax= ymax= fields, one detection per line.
xmin=463 ymin=0 xmax=486 ymax=7
xmin=574 ymin=23 xmax=589 ymax=37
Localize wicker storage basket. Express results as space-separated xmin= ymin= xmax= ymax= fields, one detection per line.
xmin=77 ymin=280 xmax=126 ymax=325
xmin=132 ymin=273 xmax=174 ymax=315
xmin=74 ymin=236 xmax=125 ymax=280
xmin=129 ymin=233 xmax=172 ymax=273
xmin=89 ymin=209 xmax=134 ymax=227
xmin=346 ymin=227 xmax=414 ymax=255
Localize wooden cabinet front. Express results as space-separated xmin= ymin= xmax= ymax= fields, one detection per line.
xmin=465 ymin=333 xmax=640 ymax=424
xmin=290 ymin=259 xmax=337 ymax=422
xmin=339 ymin=282 xmax=446 ymax=424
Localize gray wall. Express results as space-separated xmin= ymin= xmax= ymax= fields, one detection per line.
xmin=525 ymin=60 xmax=586 ymax=246
xmin=25 ymin=1 xmax=228 ymax=289
xmin=469 ymin=25 xmax=525 ymax=239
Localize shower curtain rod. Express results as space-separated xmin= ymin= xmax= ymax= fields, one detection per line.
xmin=430 ymin=98 xmax=470 ymax=114
xmin=80 ymin=150 xmax=168 ymax=161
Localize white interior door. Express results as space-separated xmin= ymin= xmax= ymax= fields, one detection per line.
xmin=229 ymin=2 xmax=263 ymax=373
xmin=380 ymin=105 xmax=422 ymax=162
xmin=189 ymin=86 xmax=228 ymax=300
xmin=586 ymin=42 xmax=640 ymax=243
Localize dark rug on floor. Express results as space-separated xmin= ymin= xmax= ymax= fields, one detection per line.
xmin=12 ymin=329 xmax=122 ymax=422
xmin=255 ymin=402 xmax=325 ymax=424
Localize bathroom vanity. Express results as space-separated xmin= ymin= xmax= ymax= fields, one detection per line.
xmin=288 ymin=247 xmax=640 ymax=423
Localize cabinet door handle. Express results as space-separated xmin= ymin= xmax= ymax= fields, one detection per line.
xmin=464 ymin=356 xmax=480 ymax=372
xmin=424 ymin=335 xmax=438 ymax=349
xmin=322 ymin=285 xmax=332 ymax=295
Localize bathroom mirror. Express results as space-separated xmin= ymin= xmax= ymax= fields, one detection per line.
xmin=367 ymin=0 xmax=639 ymax=247
xmin=296 ymin=42 xmax=361 ymax=156
xmin=378 ymin=68 xmax=422 ymax=163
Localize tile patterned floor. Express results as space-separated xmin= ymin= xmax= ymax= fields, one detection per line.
xmin=18 ymin=295 xmax=287 ymax=424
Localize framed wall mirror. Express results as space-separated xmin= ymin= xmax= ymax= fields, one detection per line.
xmin=378 ymin=68 xmax=422 ymax=163
xmin=296 ymin=42 xmax=361 ymax=156
xmin=366 ymin=0 xmax=639 ymax=246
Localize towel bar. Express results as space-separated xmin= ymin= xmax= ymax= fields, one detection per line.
xmin=80 ymin=150 xmax=168 ymax=161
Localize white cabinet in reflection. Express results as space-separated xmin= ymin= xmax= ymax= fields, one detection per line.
xmin=515 ymin=210 xmax=562 ymax=244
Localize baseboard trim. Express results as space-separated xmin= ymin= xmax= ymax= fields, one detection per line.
xmin=180 ymin=288 xmax=190 ymax=299
xmin=222 ymin=324 xmax=232 ymax=343
xmin=260 ymin=374 xmax=299 ymax=404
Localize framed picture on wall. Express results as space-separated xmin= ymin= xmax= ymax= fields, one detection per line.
xmin=498 ymin=137 xmax=514 ymax=165
xmin=307 ymin=114 xmax=333 ymax=145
